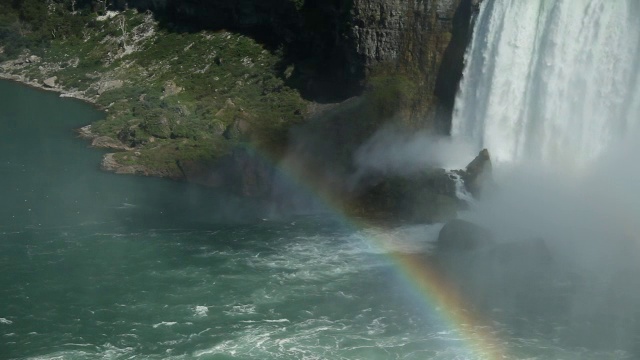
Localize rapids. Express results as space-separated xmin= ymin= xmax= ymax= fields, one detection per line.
xmin=0 ymin=79 xmax=635 ymax=359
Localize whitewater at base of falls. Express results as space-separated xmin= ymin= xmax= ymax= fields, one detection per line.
xmin=452 ymin=0 xmax=640 ymax=169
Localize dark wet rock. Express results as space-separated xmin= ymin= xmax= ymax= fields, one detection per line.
xmin=433 ymin=232 xmax=570 ymax=318
xmin=350 ymin=169 xmax=462 ymax=223
xmin=348 ymin=148 xmax=493 ymax=224
xmin=460 ymin=148 xmax=492 ymax=197
xmin=435 ymin=219 xmax=494 ymax=254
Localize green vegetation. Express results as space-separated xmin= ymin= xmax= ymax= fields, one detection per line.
xmin=0 ymin=3 xmax=306 ymax=177
xmin=0 ymin=0 xmax=93 ymax=61
xmin=289 ymin=0 xmax=305 ymax=10
xmin=364 ymin=67 xmax=418 ymax=126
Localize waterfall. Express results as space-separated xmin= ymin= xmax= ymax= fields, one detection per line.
xmin=447 ymin=171 xmax=477 ymax=205
xmin=452 ymin=0 xmax=640 ymax=169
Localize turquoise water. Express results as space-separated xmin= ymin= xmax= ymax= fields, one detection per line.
xmin=0 ymin=81 xmax=634 ymax=359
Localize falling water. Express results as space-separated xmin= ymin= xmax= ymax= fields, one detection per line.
xmin=452 ymin=0 xmax=640 ymax=169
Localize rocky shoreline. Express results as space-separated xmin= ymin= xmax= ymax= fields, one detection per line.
xmin=0 ymin=70 xmax=95 ymax=104
xmin=0 ymin=68 xmax=153 ymax=177
xmin=1 ymin=63 xmax=186 ymax=186
xmin=0 ymin=1 xmax=485 ymax=222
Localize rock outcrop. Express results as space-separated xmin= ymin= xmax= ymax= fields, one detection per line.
xmin=1 ymin=0 xmax=483 ymax=208
xmin=43 ymin=76 xmax=57 ymax=88
xmin=91 ymin=136 xmax=131 ymax=150
xmin=349 ymin=168 xmax=463 ymax=224
xmin=459 ymin=148 xmax=492 ymax=196
xmin=97 ymin=79 xmax=124 ymax=95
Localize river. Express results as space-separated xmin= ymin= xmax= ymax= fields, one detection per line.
xmin=0 ymin=80 xmax=634 ymax=359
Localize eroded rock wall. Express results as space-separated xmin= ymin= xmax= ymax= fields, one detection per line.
xmin=350 ymin=0 xmax=476 ymax=132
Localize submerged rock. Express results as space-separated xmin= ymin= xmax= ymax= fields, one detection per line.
xmin=431 ymin=221 xmax=569 ymax=318
xmin=435 ymin=219 xmax=493 ymax=254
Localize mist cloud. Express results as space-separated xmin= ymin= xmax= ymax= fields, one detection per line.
xmin=455 ymin=134 xmax=640 ymax=351
xmin=353 ymin=125 xmax=476 ymax=178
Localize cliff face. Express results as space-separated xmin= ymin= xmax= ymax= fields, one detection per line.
xmin=121 ymin=0 xmax=476 ymax=112
xmin=351 ymin=0 xmax=461 ymax=68
xmin=349 ymin=0 xmax=475 ymax=132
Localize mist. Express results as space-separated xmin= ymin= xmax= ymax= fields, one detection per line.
xmin=449 ymin=134 xmax=640 ymax=352
xmin=353 ymin=125 xmax=476 ymax=179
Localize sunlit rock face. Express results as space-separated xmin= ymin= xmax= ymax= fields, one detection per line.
xmin=350 ymin=0 xmax=464 ymax=68
xmin=350 ymin=0 xmax=476 ymax=131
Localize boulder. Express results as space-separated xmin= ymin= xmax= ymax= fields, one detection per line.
xmin=43 ymin=76 xmax=58 ymax=88
xmin=91 ymin=136 xmax=129 ymax=150
xmin=435 ymin=219 xmax=494 ymax=254
xmin=432 ymin=231 xmax=569 ymax=318
xmin=162 ymin=80 xmax=182 ymax=97
xmin=461 ymin=148 xmax=492 ymax=197
xmin=27 ymin=55 xmax=41 ymax=63
xmin=76 ymin=125 xmax=94 ymax=139
xmin=350 ymin=169 xmax=462 ymax=224
xmin=97 ymin=80 xmax=124 ymax=95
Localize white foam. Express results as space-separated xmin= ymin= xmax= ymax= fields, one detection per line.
xmin=0 ymin=318 xmax=13 ymax=325
xmin=224 ymin=304 xmax=257 ymax=316
xmin=264 ymin=319 xmax=290 ymax=323
xmin=194 ymin=306 xmax=209 ymax=318
xmin=152 ymin=321 xmax=178 ymax=328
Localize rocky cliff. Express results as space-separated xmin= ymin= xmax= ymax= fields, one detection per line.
xmin=0 ymin=0 xmax=481 ymax=222
xmin=350 ymin=0 xmax=476 ymax=132
xmin=118 ymin=0 xmax=476 ymax=112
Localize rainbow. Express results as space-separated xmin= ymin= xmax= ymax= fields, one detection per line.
xmin=247 ymin=144 xmax=510 ymax=359
xmin=366 ymin=233 xmax=508 ymax=360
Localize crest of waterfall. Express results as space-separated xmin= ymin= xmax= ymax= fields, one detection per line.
xmin=452 ymin=0 xmax=640 ymax=170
